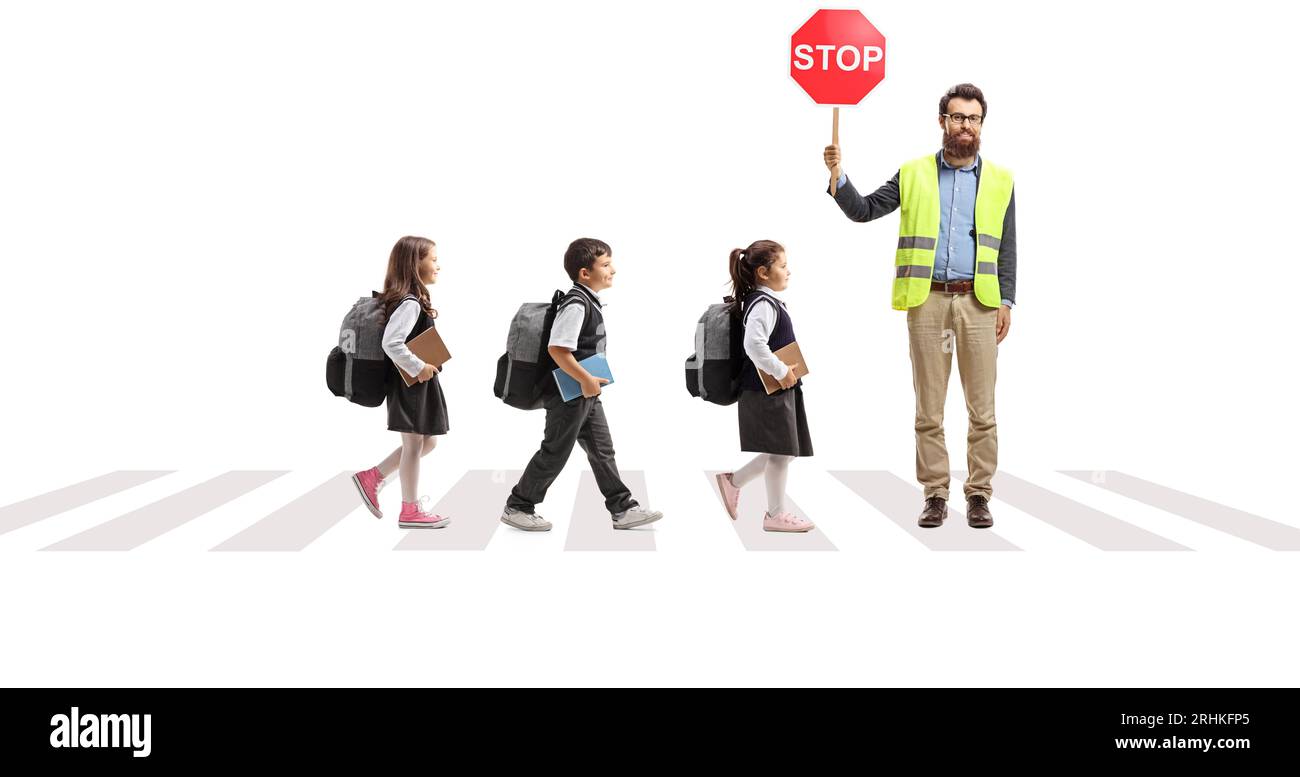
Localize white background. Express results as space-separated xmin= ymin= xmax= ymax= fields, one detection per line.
xmin=1 ymin=0 xmax=1297 ymax=687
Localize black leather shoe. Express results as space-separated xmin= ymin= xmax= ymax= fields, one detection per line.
xmin=966 ymin=495 xmax=994 ymax=528
xmin=917 ymin=496 xmax=947 ymax=528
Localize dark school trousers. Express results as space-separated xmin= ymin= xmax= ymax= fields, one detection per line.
xmin=507 ymin=392 xmax=637 ymax=515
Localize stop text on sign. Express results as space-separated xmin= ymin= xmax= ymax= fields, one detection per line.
xmin=789 ymin=9 xmax=886 ymax=105
xmin=792 ymin=44 xmax=884 ymax=73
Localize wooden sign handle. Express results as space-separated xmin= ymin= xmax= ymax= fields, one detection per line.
xmin=830 ymin=107 xmax=840 ymax=196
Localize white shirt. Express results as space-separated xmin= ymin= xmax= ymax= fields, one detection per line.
xmin=743 ymin=285 xmax=790 ymax=381
xmin=549 ymin=283 xmax=603 ymax=351
xmin=382 ymin=298 xmax=427 ymax=377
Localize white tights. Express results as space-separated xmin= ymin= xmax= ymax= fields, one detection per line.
xmin=374 ymin=434 xmax=437 ymax=503
xmin=730 ymin=453 xmax=794 ymax=515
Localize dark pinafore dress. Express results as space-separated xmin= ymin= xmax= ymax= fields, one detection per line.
xmin=386 ymin=297 xmax=450 ymax=436
xmin=737 ymin=290 xmax=813 ymax=457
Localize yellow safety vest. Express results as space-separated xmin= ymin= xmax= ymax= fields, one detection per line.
xmin=893 ymin=153 xmax=1014 ymax=310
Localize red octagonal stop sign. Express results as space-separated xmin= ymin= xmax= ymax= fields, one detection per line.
xmin=790 ymin=10 xmax=886 ymax=105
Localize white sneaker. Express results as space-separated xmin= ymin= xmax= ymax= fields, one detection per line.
xmin=612 ymin=506 xmax=663 ymax=530
xmin=500 ymin=507 xmax=552 ymax=532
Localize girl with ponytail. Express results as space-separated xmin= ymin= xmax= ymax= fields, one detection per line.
xmin=715 ymin=240 xmax=816 ymax=533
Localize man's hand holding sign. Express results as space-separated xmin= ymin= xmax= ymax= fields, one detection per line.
xmin=789 ymin=9 xmax=887 ymax=195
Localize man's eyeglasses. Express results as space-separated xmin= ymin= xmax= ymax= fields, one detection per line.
xmin=943 ymin=113 xmax=983 ymax=127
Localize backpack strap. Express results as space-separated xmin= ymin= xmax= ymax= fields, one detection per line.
xmin=741 ymin=291 xmax=780 ymax=326
xmin=394 ymin=294 xmax=427 ymax=317
xmin=388 ymin=294 xmax=428 ymax=327
xmin=556 ymin=287 xmax=595 ymax=319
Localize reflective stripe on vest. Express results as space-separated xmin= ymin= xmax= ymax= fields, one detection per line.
xmin=892 ymin=153 xmax=1014 ymax=310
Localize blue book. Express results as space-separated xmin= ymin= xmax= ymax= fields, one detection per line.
xmin=553 ymin=353 xmax=614 ymax=402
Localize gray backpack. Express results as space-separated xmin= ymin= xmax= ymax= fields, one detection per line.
xmin=494 ymin=290 xmax=568 ymax=410
xmin=684 ymin=299 xmax=744 ymax=405
xmin=326 ymin=293 xmax=416 ymax=407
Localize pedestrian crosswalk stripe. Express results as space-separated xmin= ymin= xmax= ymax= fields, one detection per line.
xmin=830 ymin=471 xmax=1020 ymax=551
xmin=0 ymin=468 xmax=1294 ymax=553
xmin=43 ymin=471 xmax=287 ymax=552
xmin=1060 ymin=470 xmax=1300 ymax=551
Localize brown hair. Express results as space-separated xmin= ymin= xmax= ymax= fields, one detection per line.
xmin=564 ymin=237 xmax=611 ymax=282
xmin=939 ymin=83 xmax=987 ymax=120
xmin=378 ymin=235 xmax=438 ymax=322
xmin=727 ymin=240 xmax=785 ymax=314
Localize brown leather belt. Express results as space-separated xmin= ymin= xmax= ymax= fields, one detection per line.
xmin=930 ymin=279 xmax=975 ymax=293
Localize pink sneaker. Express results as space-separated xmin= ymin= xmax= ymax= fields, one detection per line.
xmin=398 ymin=498 xmax=451 ymax=529
xmin=763 ymin=511 xmax=815 ymax=533
xmin=352 ymin=467 xmax=386 ymax=519
xmin=715 ymin=472 xmax=741 ymax=520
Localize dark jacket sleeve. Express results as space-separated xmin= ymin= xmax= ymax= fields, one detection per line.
xmin=997 ymin=188 xmax=1016 ymax=305
xmin=828 ymin=171 xmax=901 ymax=222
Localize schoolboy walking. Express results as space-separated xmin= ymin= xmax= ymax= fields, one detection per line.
xmin=500 ymin=238 xmax=663 ymax=532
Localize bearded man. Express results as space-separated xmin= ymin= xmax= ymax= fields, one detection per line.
xmin=824 ymin=82 xmax=1017 ymax=530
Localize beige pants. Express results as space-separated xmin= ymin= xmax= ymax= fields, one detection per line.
xmin=907 ymin=290 xmax=998 ymax=502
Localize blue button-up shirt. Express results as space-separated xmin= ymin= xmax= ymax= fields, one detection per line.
xmin=934 ymin=152 xmax=979 ymax=283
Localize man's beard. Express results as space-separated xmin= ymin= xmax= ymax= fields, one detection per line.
xmin=943 ymin=127 xmax=980 ymax=158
